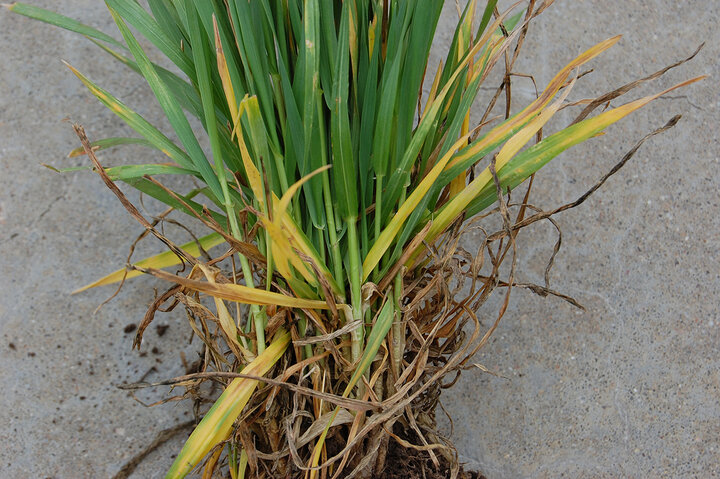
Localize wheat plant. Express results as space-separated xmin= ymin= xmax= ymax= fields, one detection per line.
xmin=7 ymin=1 xmax=703 ymax=478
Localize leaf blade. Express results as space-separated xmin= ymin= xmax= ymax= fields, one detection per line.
xmin=73 ymin=233 xmax=226 ymax=294
xmin=166 ymin=329 xmax=291 ymax=479
xmin=6 ymin=2 xmax=123 ymax=47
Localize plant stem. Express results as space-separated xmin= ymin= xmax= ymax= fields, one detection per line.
xmin=226 ymin=204 xmax=267 ymax=353
xmin=322 ymin=172 xmax=345 ymax=295
xmin=346 ymin=216 xmax=364 ymax=363
xmin=317 ymin=94 xmax=345 ymax=294
xmin=298 ymin=313 xmax=313 ymax=360
xmin=237 ymin=252 xmax=266 ymax=353
xmin=373 ymin=174 xmax=384 ymax=282
xmin=391 ymin=272 xmax=404 ymax=385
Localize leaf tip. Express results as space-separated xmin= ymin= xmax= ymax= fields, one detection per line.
xmin=658 ymin=75 xmax=708 ymax=97
xmin=71 ymin=284 xmax=91 ymax=295
xmin=41 ymin=163 xmax=61 ymax=173
xmin=62 ymin=60 xmax=84 ymax=79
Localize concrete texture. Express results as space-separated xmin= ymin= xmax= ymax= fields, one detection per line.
xmin=0 ymin=1 xmax=717 ymax=478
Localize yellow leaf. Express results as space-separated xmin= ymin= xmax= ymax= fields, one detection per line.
xmin=448 ymin=35 xmax=621 ymax=171
xmin=279 ymin=212 xmax=343 ymax=296
xmin=144 ymin=267 xmax=332 ymax=310
xmin=262 ymin=166 xmax=330 ymax=287
xmin=238 ymin=136 xmax=265 ymax=207
xmin=166 ymin=329 xmax=291 ymax=479
xmin=213 ymin=15 xmax=238 ymax=128
xmin=456 ymin=0 xmax=477 ymax=63
xmin=275 ymin=165 xmax=330 ymax=221
xmin=73 ymin=233 xmax=225 ymax=294
xmin=418 ymin=79 xmax=575 ymax=259
xmin=409 ymin=75 xmax=706 ymax=268
xmin=264 ymin=213 xmax=314 ymax=284
xmin=367 ymin=15 xmax=377 ymax=58
xmin=420 ymin=61 xmax=444 ymax=123
xmin=362 ymin=132 xmax=473 ymax=279
xmin=196 ymin=264 xmax=246 ymax=357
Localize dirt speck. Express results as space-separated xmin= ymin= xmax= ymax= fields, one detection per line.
xmin=124 ymin=324 xmax=137 ymax=334
xmin=156 ymin=324 xmax=169 ymax=337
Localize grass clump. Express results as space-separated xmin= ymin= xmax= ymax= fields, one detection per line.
xmin=7 ymin=1 xmax=703 ymax=478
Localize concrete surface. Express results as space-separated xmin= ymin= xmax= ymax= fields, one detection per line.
xmin=0 ymin=1 xmax=717 ymax=478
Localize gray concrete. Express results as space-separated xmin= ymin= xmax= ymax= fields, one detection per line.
xmin=0 ymin=1 xmax=717 ymax=478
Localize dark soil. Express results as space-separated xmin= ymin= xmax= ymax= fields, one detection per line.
xmin=379 ymin=437 xmax=485 ymax=479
